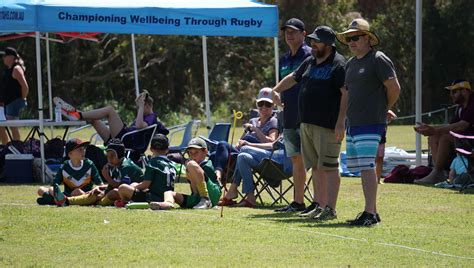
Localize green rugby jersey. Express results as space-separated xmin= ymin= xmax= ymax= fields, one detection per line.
xmin=53 ymin=158 xmax=103 ymax=196
xmin=200 ymin=159 xmax=218 ymax=185
xmin=108 ymin=158 xmax=144 ymax=184
xmin=143 ymin=155 xmax=176 ymax=201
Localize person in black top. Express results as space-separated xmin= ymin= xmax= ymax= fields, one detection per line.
xmin=0 ymin=47 xmax=29 ymax=143
xmin=273 ymin=26 xmax=347 ymax=222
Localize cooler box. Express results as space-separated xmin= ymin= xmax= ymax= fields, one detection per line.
xmin=5 ymin=154 xmax=34 ymax=183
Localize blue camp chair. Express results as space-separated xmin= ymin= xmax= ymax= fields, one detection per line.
xmin=199 ymin=123 xmax=231 ymax=152
xmin=168 ymin=120 xmax=201 ymax=153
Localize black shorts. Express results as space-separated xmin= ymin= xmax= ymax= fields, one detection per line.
xmin=105 ymin=123 xmax=128 ymax=144
xmin=131 ymin=189 xmax=148 ymax=202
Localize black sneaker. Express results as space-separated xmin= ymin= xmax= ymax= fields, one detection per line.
xmin=375 ymin=213 xmax=381 ymax=223
xmin=298 ymin=202 xmax=319 ymax=217
xmin=37 ymin=193 xmax=55 ymax=205
xmin=347 ymin=211 xmax=378 ymax=227
xmin=274 ymin=201 xmax=305 ymax=212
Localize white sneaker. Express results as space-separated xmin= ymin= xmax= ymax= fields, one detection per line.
xmin=193 ymin=197 xmax=212 ymax=209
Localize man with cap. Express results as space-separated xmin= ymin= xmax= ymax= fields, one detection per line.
xmin=37 ymin=138 xmax=103 ymax=206
xmin=336 ymin=18 xmax=401 ymax=226
xmin=272 ymin=25 xmax=347 ymax=221
xmin=414 ymin=79 xmax=473 ymax=184
xmin=50 ymin=139 xmax=144 ymax=207
xmin=0 ymin=47 xmax=29 ymax=144
xmin=117 ymin=134 xmax=176 ymax=206
xmin=272 ymin=18 xmax=312 ymax=212
xmin=150 ymin=137 xmax=221 ymax=210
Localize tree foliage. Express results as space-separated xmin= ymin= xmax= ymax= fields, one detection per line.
xmin=1 ymin=0 xmax=472 ymax=125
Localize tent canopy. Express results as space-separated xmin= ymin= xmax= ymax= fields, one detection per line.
xmin=1 ymin=0 xmax=278 ymax=37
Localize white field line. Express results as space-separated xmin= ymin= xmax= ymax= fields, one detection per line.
xmin=1 ymin=202 xmax=473 ymax=261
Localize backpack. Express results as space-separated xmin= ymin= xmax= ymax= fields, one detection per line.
xmin=44 ymin=138 xmax=65 ymax=159
xmin=384 ymin=165 xmax=410 ymax=183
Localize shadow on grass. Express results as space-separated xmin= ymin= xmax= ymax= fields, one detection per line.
xmin=245 ymin=211 xmax=358 ymax=228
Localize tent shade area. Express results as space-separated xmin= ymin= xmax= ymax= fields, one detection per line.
xmin=0 ymin=0 xmax=279 ymax=182
xmin=1 ymin=0 xmax=278 ymax=37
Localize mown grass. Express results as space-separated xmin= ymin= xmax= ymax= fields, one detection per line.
xmin=0 ymin=181 xmax=473 ymax=266
xmin=1 ymin=125 xmax=472 ymax=266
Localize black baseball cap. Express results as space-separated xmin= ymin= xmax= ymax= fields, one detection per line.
xmin=281 ymin=18 xmax=305 ymax=32
xmin=65 ymin=138 xmax=90 ymax=155
xmin=0 ymin=47 xmax=19 ymax=57
xmin=307 ymin=26 xmax=336 ymax=47
xmin=151 ymin=134 xmax=169 ymax=150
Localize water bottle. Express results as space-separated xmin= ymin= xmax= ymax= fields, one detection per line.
xmin=55 ymin=104 xmax=62 ymax=122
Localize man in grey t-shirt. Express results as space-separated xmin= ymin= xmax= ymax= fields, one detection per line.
xmin=336 ymin=18 xmax=400 ymax=226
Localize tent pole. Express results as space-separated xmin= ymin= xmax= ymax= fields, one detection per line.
xmin=415 ymin=0 xmax=422 ymax=165
xmin=46 ymin=33 xmax=54 ymax=137
xmin=202 ymin=36 xmax=211 ymax=133
xmin=36 ymin=32 xmax=45 ymax=183
xmin=131 ymin=34 xmax=139 ymax=97
xmin=274 ymin=37 xmax=279 ymax=84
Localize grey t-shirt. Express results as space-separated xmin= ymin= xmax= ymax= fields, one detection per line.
xmin=241 ymin=116 xmax=279 ymax=143
xmin=345 ymin=50 xmax=397 ymax=126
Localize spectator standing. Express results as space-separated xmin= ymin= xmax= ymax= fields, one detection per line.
xmin=273 ymin=25 xmax=347 ymax=221
xmin=273 ymin=18 xmax=312 ymax=212
xmin=336 ymin=18 xmax=401 ymax=226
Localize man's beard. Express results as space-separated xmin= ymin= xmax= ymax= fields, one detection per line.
xmin=312 ymin=49 xmax=325 ymax=58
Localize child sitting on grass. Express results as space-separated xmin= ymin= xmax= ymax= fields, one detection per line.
xmin=51 ymin=139 xmax=143 ymax=206
xmin=37 ymin=138 xmax=103 ymax=206
xmin=150 ymin=137 xmax=221 ymax=210
xmin=116 ymin=134 xmax=176 ymax=206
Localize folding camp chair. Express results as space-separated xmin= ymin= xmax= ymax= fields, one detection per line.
xmin=168 ymin=120 xmax=201 ymax=153
xmin=199 ymin=123 xmax=231 ymax=152
xmin=167 ymin=120 xmax=201 ymax=178
xmin=121 ymin=124 xmax=157 ymax=167
xmin=449 ymin=131 xmax=474 ymax=192
xmin=252 ymin=138 xmax=313 ymax=206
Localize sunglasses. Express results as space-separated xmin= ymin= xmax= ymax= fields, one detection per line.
xmin=257 ymin=101 xmax=273 ymax=108
xmin=345 ymin=34 xmax=366 ymax=43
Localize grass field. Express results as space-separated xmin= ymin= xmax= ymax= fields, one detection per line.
xmin=1 ymin=125 xmax=473 ymax=266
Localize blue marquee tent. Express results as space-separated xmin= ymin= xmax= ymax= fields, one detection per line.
xmin=1 ymin=0 xmax=279 ymax=181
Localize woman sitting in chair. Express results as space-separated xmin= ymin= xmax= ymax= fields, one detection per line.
xmin=54 ymin=90 xmax=168 ymax=144
xmin=210 ymin=88 xmax=279 ymax=200
xmin=218 ymin=137 xmax=287 ymax=208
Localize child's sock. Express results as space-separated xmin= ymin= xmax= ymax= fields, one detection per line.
xmin=196 ymin=181 xmax=209 ymax=199
xmin=67 ymin=193 xmax=97 ymax=206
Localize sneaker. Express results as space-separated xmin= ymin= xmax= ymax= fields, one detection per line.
xmin=114 ymin=200 xmax=127 ymax=208
xmin=61 ymin=110 xmax=81 ymax=121
xmin=274 ymin=201 xmax=305 ymax=212
xmin=347 ymin=211 xmax=378 ymax=227
xmin=54 ymin=97 xmax=81 ymax=121
xmin=36 ymin=194 xmax=55 ymax=205
xmin=52 ymin=183 xmax=67 ymax=207
xmin=298 ymin=202 xmax=320 ymax=217
xmin=375 ymin=213 xmax=381 ymax=223
xmin=313 ymin=206 xmax=337 ymax=221
xmin=193 ymin=197 xmax=212 ymax=209
xmin=300 ymin=204 xmax=324 ymax=218
xmin=53 ymin=97 xmax=76 ymax=112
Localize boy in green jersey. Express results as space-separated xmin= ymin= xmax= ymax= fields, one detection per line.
xmin=37 ymin=138 xmax=103 ymax=206
xmin=52 ymin=139 xmax=143 ymax=206
xmin=117 ymin=134 xmax=176 ymax=204
xmin=150 ymin=137 xmax=221 ymax=210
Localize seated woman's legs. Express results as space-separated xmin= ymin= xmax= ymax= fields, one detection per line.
xmin=234 ymin=147 xmax=273 ymax=204
xmin=213 ymin=141 xmax=238 ymax=181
